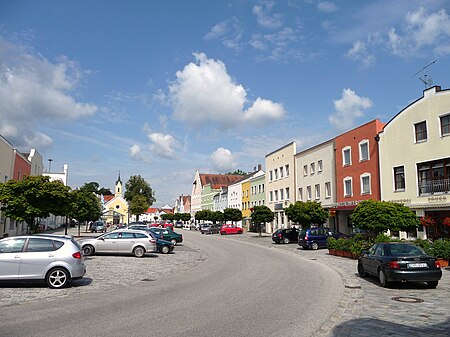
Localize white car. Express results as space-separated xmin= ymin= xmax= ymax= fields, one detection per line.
xmin=79 ymin=229 xmax=157 ymax=258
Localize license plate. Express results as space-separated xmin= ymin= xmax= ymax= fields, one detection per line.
xmin=408 ymin=263 xmax=427 ymax=268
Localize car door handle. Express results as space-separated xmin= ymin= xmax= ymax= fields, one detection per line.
xmin=14 ymin=256 xmax=21 ymax=259
xmin=48 ymin=254 xmax=55 ymax=257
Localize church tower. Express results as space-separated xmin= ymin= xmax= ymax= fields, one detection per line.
xmin=115 ymin=172 xmax=123 ymax=197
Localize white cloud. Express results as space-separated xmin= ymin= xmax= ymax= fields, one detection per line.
xmin=129 ymin=144 xmax=143 ymax=160
xmin=169 ymin=53 xmax=284 ymax=129
xmin=203 ymin=17 xmax=243 ymax=51
xmin=388 ymin=7 xmax=450 ymax=57
xmin=210 ymin=147 xmax=236 ymax=172
xmin=347 ymin=40 xmax=376 ymax=68
xmin=318 ymin=2 xmax=337 ymax=13
xmin=253 ymin=2 xmax=283 ymax=29
xmin=329 ymin=89 xmax=373 ymax=131
xmin=148 ymin=132 xmax=179 ymax=159
xmin=0 ymin=36 xmax=97 ymax=148
xmin=23 ymin=132 xmax=53 ymax=148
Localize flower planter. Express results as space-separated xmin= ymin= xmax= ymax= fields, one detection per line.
xmin=437 ymin=258 xmax=449 ymax=268
xmin=336 ymin=249 xmax=345 ymax=257
xmin=328 ymin=249 xmax=336 ymax=256
xmin=351 ymin=253 xmax=360 ymax=259
xmin=343 ymin=251 xmax=352 ymax=258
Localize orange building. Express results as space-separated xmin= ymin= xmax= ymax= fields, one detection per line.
xmin=333 ymin=119 xmax=385 ymax=234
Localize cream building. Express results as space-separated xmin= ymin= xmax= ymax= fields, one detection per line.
xmin=379 ymin=86 xmax=450 ymax=240
xmin=103 ymin=174 xmax=129 ymax=225
xmin=265 ymin=142 xmax=297 ymax=233
xmin=295 ymin=139 xmax=336 ymax=228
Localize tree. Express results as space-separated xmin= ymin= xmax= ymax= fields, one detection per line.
xmin=225 ymin=169 xmax=247 ymax=175
xmin=161 ymin=213 xmax=174 ymax=222
xmin=251 ymin=206 xmax=274 ymax=237
xmin=98 ymin=187 xmax=112 ymax=195
xmin=210 ymin=211 xmax=224 ymax=224
xmin=79 ymin=182 xmax=100 ymax=194
xmin=223 ymin=208 xmax=242 ymax=224
xmin=69 ymin=190 xmax=102 ymax=227
xmin=0 ymin=175 xmax=71 ymax=233
xmin=351 ymin=200 xmax=420 ymax=235
xmin=284 ymin=201 xmax=328 ymax=228
xmin=124 ymin=175 xmax=156 ymax=221
xmin=181 ymin=213 xmax=192 ymax=222
xmin=195 ymin=210 xmax=212 ymax=222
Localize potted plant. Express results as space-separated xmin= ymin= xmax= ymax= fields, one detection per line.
xmin=420 ymin=215 xmax=436 ymax=227
xmin=327 ymin=237 xmax=337 ymax=255
xmin=432 ymin=239 xmax=450 ymax=268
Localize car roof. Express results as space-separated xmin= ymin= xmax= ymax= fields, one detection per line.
xmin=1 ymin=234 xmax=73 ymax=241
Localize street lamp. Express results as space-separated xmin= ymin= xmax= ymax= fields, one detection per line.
xmin=48 ymin=159 xmax=53 ymax=173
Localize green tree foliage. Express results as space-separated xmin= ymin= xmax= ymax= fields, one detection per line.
xmin=225 ymin=169 xmax=247 ymax=175
xmin=161 ymin=213 xmax=174 ymax=221
xmin=69 ymin=190 xmax=102 ymax=224
xmin=124 ymin=175 xmax=156 ymax=220
xmin=98 ymin=187 xmax=112 ymax=195
xmin=79 ymin=182 xmax=111 ymax=195
xmin=223 ymin=208 xmax=242 ymax=224
xmin=128 ymin=195 xmax=149 ymax=221
xmin=181 ymin=213 xmax=192 ymax=222
xmin=173 ymin=213 xmax=182 ymax=221
xmin=195 ymin=210 xmax=212 ymax=221
xmin=251 ymin=206 xmax=274 ymax=236
xmin=210 ymin=211 xmax=224 ymax=224
xmin=351 ymin=200 xmax=420 ymax=234
xmin=284 ymin=201 xmax=328 ymax=228
xmin=0 ymin=175 xmax=71 ymax=233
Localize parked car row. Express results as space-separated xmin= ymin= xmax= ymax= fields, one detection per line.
xmin=272 ymin=226 xmax=345 ymax=250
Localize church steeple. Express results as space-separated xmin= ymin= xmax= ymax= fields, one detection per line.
xmin=115 ymin=171 xmax=123 ymax=197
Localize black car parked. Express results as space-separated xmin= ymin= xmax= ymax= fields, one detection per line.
xmin=272 ymin=228 xmax=299 ymax=244
xmin=357 ymin=242 xmax=442 ymax=288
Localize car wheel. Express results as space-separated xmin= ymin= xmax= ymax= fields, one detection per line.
xmin=160 ymin=245 xmax=170 ymax=254
xmin=427 ymin=281 xmax=438 ymax=289
xmin=221 ymin=231 xmax=225 ymax=235
xmin=311 ymin=242 xmax=319 ymax=250
xmin=238 ymin=230 xmax=242 ymax=234
xmin=378 ymin=269 xmax=390 ymax=288
xmin=46 ymin=267 xmax=69 ymax=289
xmin=83 ymin=245 xmax=94 ymax=256
xmin=201 ymin=232 xmax=204 ymax=234
xmin=302 ymin=246 xmax=309 ymax=250
xmin=133 ymin=246 xmax=146 ymax=258
xmin=170 ymin=239 xmax=177 ymax=245
xmin=283 ymin=238 xmax=290 ymax=244
xmin=357 ymin=262 xmax=368 ymax=277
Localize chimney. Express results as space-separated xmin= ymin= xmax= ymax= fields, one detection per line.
xmin=258 ymin=164 xmax=262 ymax=171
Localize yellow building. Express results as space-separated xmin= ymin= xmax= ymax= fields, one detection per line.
xmin=102 ymin=173 xmax=129 ymax=225
xmin=242 ymin=181 xmax=251 ymax=218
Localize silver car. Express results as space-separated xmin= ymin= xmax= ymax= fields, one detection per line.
xmin=80 ymin=229 xmax=157 ymax=258
xmin=0 ymin=234 xmax=86 ymax=289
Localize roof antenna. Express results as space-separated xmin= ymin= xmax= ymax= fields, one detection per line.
xmin=411 ymin=60 xmax=436 ymax=89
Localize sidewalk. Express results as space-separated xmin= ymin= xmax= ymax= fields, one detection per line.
xmin=227 ymin=232 xmax=450 ymax=337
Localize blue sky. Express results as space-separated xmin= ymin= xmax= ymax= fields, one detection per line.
xmin=1 ymin=0 xmax=450 ymax=206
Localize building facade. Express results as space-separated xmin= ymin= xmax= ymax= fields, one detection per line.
xmin=295 ymin=139 xmax=336 ymax=228
xmin=265 ymin=142 xmax=296 ymax=233
xmin=334 ymin=119 xmax=385 ymax=234
xmin=103 ymin=174 xmax=129 ymax=225
xmin=379 ymin=86 xmax=450 ymax=239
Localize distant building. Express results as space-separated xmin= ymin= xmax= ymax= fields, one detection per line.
xmin=102 ymin=173 xmax=129 ymax=225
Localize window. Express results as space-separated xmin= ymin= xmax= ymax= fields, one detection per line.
xmin=415 ymin=121 xmax=427 ymax=142
xmin=303 ymin=165 xmax=308 ymax=176
xmin=441 ymin=114 xmax=450 ymax=136
xmin=310 ymin=163 xmax=315 ymax=175
xmin=343 ymin=147 xmax=351 ymax=166
xmin=394 ymin=166 xmax=405 ymax=191
xmin=285 ymin=164 xmax=290 ymax=177
xmin=359 ymin=140 xmax=369 ymax=161
xmin=269 ymin=170 xmax=273 ymax=181
xmin=0 ymin=238 xmax=26 ymax=253
xmin=270 ymin=190 xmax=273 ymax=202
xmin=361 ymin=174 xmax=371 ymax=195
xmin=318 ymin=160 xmax=323 ymax=172
xmin=274 ymin=168 xmax=278 ymax=180
xmin=279 ymin=167 xmax=284 ymax=178
xmin=344 ymin=178 xmax=352 ymax=197
xmin=307 ymin=186 xmax=312 ymax=200
xmin=325 ymin=182 xmax=331 ymax=198
xmin=280 ymin=189 xmax=284 ymax=200
xmin=315 ymin=184 xmax=320 ymax=199
xmin=274 ymin=190 xmax=278 ymax=201
xmin=285 ymin=187 xmax=290 ymax=201
xmin=298 ymin=188 xmax=303 ymax=201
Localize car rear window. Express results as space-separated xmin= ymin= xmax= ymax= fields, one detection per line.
xmin=389 ymin=244 xmax=425 ymax=256
xmin=299 ymin=230 xmax=307 ymax=237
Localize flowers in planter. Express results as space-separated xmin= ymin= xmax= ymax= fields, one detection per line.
xmin=443 ymin=217 xmax=450 ymax=227
xmin=420 ymin=215 xmax=436 ymax=227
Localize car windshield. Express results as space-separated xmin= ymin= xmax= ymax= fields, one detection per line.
xmin=388 ymin=244 xmax=425 ymax=256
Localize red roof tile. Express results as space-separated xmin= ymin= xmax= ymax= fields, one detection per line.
xmin=200 ymin=174 xmax=244 ymax=189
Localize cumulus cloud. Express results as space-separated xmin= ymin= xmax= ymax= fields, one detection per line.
xmin=318 ymin=2 xmax=337 ymax=13
xmin=169 ymin=53 xmax=285 ymax=129
xmin=129 ymin=144 xmax=145 ymax=161
xmin=253 ymin=2 xmax=283 ymax=29
xmin=329 ymin=89 xmax=373 ymax=131
xmin=148 ymin=132 xmax=179 ymax=159
xmin=0 ymin=36 xmax=97 ymax=148
xmin=210 ymin=147 xmax=236 ymax=172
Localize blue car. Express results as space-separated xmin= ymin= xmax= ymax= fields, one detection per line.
xmin=298 ymin=227 xmax=341 ymax=250
xmin=156 ymin=238 xmax=175 ymax=254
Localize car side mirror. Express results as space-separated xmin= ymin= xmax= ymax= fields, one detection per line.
xmin=98 ymin=237 xmax=105 ymax=241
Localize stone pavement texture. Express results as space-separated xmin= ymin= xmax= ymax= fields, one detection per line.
xmin=1 ymin=228 xmax=449 ymax=337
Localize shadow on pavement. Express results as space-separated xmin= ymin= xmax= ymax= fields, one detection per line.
xmin=331 ymin=316 xmax=450 ymax=337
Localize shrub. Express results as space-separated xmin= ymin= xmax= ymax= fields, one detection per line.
xmin=414 ymin=239 xmax=433 ymax=255
xmin=374 ymin=233 xmax=391 ymax=243
xmin=327 ymin=237 xmax=337 ymax=249
xmin=431 ymin=239 xmax=450 ymax=260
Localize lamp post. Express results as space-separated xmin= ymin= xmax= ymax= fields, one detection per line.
xmin=48 ymin=159 xmax=53 ymax=173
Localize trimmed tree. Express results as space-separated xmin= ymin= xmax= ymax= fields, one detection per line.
xmin=251 ymin=206 xmax=274 ymax=237
xmin=124 ymin=175 xmax=156 ymax=221
xmin=351 ymin=200 xmax=420 ymax=235
xmin=223 ymin=208 xmax=242 ymax=225
xmin=69 ymin=190 xmax=102 ymax=233
xmin=284 ymin=201 xmax=328 ymax=228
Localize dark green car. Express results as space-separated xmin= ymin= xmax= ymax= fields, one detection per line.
xmin=149 ymin=228 xmax=183 ymax=245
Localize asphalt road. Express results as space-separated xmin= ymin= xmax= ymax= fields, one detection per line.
xmin=0 ymin=231 xmax=343 ymax=337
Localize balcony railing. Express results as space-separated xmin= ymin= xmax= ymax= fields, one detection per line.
xmin=418 ymin=178 xmax=450 ymax=195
